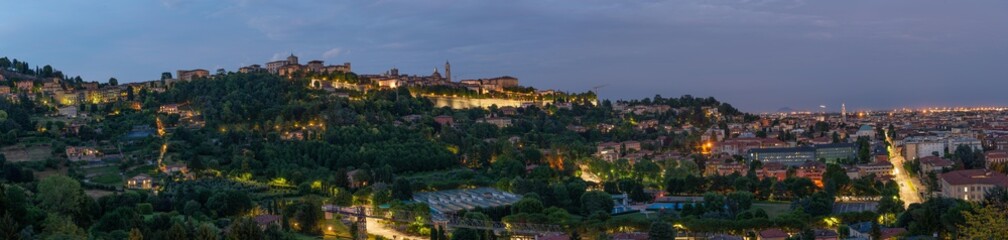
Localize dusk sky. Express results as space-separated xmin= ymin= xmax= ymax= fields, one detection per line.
xmin=2 ymin=0 xmax=1007 ymax=112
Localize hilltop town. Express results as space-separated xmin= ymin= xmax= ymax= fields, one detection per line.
xmin=1 ymin=55 xmax=1007 ymax=240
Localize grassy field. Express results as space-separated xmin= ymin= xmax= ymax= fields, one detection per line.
xmin=35 ymin=166 xmax=68 ymax=179
xmin=91 ymin=173 xmax=123 ymax=185
xmin=2 ymin=144 xmax=53 ymax=162
xmin=81 ymin=165 xmax=120 ymax=175
xmin=125 ymin=165 xmax=157 ymax=177
xmin=752 ymin=202 xmax=792 ymax=218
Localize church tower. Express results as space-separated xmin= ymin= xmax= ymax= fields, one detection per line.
xmin=841 ymin=103 xmax=847 ymax=123
xmin=445 ymin=61 xmax=451 ymax=82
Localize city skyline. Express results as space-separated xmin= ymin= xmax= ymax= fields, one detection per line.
xmin=3 ymin=0 xmax=1007 ymax=112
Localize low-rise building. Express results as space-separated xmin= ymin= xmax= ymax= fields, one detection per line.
xmin=995 ymin=136 xmax=1008 ymax=150
xmin=611 ymin=232 xmax=647 ymax=240
xmin=847 ymin=222 xmax=906 ymax=240
xmin=903 ymin=136 xmax=946 ymax=161
xmin=375 ymin=78 xmax=400 ymax=88
xmin=947 ymin=136 xmax=983 ymax=152
xmin=716 ymin=137 xmax=787 ymax=156
xmin=159 ymin=104 xmax=181 ymax=114
xmin=812 ymin=229 xmax=839 ymax=240
xmin=41 ymin=80 xmax=62 ymax=93
xmin=855 ymin=161 xmax=894 ymax=180
xmin=177 ymin=69 xmax=210 ymax=81
xmin=477 ymin=117 xmax=512 ymax=128
xmin=797 ymin=161 xmax=826 ymax=187
xmin=597 ymin=148 xmax=619 ymax=162
xmin=939 ymin=169 xmax=1008 ymax=202
xmin=814 ymin=143 xmax=856 ymax=164
xmin=434 ymin=115 xmax=454 ymax=127
xmin=748 ymin=147 xmax=816 ymax=166
xmin=808 ymin=137 xmax=833 ymax=145
xmin=853 ymin=125 xmax=875 ymax=140
xmin=705 ymin=160 xmax=748 ymax=176
xmin=757 ymin=162 xmax=789 ymax=181
xmin=15 ymin=81 xmax=33 ymax=92
xmin=919 ymin=156 xmax=953 ymax=174
xmin=66 ymin=146 xmax=102 ymax=162
xmin=58 ymin=106 xmax=78 ymax=118
xmin=758 ymin=228 xmax=789 ymax=240
xmin=161 ymin=164 xmax=189 ymax=175
xmin=126 ymin=174 xmax=152 ymax=190
xmin=252 ymin=214 xmax=282 ymax=230
xmin=596 ymin=141 xmax=643 ymax=159
xmin=985 ymin=150 xmax=1008 ymax=167
xmin=412 ymin=187 xmax=521 ymax=215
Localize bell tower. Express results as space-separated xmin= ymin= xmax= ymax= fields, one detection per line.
xmin=445 ymin=61 xmax=451 ymax=82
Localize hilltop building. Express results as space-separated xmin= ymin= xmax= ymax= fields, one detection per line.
xmin=176 ymin=69 xmax=209 ymax=81
xmin=259 ymin=54 xmax=350 ymax=76
xmin=460 ymin=76 xmax=519 ymax=93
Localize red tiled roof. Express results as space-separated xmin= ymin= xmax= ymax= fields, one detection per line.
xmin=986 ymin=150 xmax=1008 ymax=159
xmin=810 ymin=137 xmax=832 ymax=144
xmin=801 ymin=160 xmax=826 ymax=169
xmin=611 ymin=232 xmax=648 ymax=240
xmin=761 ymin=138 xmax=787 ymax=146
xmin=863 ymin=160 xmax=893 ymax=167
xmin=537 ymin=233 xmax=570 ymax=240
xmin=762 ymin=162 xmax=787 ymax=171
xmin=940 ymin=169 xmax=1008 ymax=187
xmin=253 ymin=214 xmax=281 ymax=225
xmin=880 ymin=228 xmax=906 ymax=239
xmin=759 ymin=228 xmax=789 ymax=238
xmin=814 ymin=228 xmax=839 ymax=237
xmin=919 ymin=156 xmax=953 ymax=167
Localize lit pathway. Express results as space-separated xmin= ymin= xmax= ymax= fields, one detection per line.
xmin=886 ymin=131 xmax=923 ymax=207
xmin=366 ymin=217 xmax=422 ymax=240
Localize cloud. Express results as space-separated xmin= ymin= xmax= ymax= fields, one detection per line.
xmin=160 ymin=0 xmax=194 ymax=9
xmin=322 ymin=48 xmax=343 ymax=59
xmin=270 ymin=52 xmax=289 ymax=61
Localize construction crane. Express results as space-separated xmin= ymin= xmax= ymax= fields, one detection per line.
xmin=592 ymin=84 xmax=608 ymax=93
xmin=588 ymin=84 xmax=604 ymax=106
xmin=591 ymin=84 xmax=608 ymax=106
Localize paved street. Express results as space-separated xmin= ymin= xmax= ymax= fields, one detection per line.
xmin=886 ymin=133 xmax=923 ymax=207
xmin=366 ymin=217 xmax=426 ymax=240
xmin=890 ymin=153 xmax=923 ymax=207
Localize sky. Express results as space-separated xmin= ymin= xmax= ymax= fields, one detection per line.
xmin=2 ymin=0 xmax=1007 ymax=112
